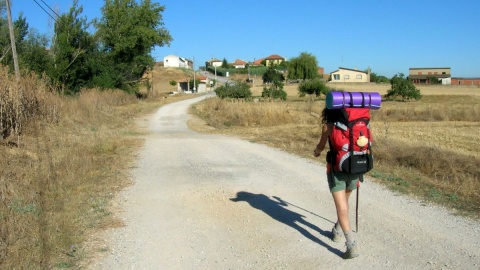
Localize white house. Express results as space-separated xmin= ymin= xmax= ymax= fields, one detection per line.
xmin=330 ymin=67 xmax=370 ymax=83
xmin=163 ymin=55 xmax=192 ymax=69
xmin=206 ymin=58 xmax=222 ymax=67
xmin=232 ymin=59 xmax=247 ymax=69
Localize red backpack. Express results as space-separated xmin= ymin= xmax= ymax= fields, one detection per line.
xmin=327 ymin=108 xmax=373 ymax=175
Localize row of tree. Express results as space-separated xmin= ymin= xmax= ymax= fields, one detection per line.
xmin=1 ymin=0 xmax=172 ymax=94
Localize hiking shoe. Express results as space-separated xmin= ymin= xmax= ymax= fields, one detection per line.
xmin=343 ymin=241 xmax=359 ymax=259
xmin=331 ymin=226 xmax=343 ymax=243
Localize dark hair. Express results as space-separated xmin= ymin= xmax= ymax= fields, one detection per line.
xmin=321 ymin=108 xmax=346 ymax=124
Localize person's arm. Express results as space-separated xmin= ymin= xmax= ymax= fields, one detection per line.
xmin=314 ymin=123 xmax=331 ymax=157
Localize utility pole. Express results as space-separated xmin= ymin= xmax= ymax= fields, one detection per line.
xmin=192 ymin=57 xmax=196 ymax=92
xmin=6 ymin=0 xmax=20 ymax=81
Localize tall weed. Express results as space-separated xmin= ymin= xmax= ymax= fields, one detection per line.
xmin=0 ymin=67 xmax=60 ymax=140
xmin=0 ymin=71 xmax=141 ymax=268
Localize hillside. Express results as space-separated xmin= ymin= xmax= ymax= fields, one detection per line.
xmin=141 ymin=66 xmax=197 ymax=95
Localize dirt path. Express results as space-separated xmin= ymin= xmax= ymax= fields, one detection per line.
xmin=89 ymin=94 xmax=479 ymax=269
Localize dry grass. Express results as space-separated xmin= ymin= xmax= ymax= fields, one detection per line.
xmin=190 ymin=84 xmax=480 ymax=218
xmin=3 ymin=65 xmax=477 ymax=268
xmin=0 ymin=68 xmax=196 ymax=269
xmin=249 ymin=82 xmax=480 ymax=98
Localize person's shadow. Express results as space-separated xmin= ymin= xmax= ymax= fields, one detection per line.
xmin=230 ymin=191 xmax=343 ymax=257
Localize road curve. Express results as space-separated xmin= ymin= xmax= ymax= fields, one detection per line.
xmin=90 ymin=94 xmax=479 ymax=269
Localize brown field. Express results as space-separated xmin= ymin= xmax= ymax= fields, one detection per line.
xmin=190 ymin=81 xmax=480 ymax=218
xmin=249 ymin=82 xmax=480 ymax=97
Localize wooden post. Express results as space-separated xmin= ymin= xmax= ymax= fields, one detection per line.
xmin=6 ymin=0 xmax=20 ymax=81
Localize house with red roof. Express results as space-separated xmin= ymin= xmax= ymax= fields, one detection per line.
xmin=232 ymin=59 xmax=247 ymax=69
xmin=265 ymin=54 xmax=286 ymax=66
xmin=206 ymin=58 xmax=222 ymax=67
xmin=252 ymin=58 xmax=265 ymax=66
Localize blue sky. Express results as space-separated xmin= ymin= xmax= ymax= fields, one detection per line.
xmin=11 ymin=0 xmax=480 ymax=78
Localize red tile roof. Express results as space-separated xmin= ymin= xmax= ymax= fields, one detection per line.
xmin=253 ymin=58 xmax=265 ymax=65
xmin=234 ymin=59 xmax=247 ymax=64
xmin=265 ymin=54 xmax=284 ymax=60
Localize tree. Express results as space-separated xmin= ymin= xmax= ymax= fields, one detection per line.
xmin=370 ymin=72 xmax=389 ymax=83
xmin=287 ymin=52 xmax=319 ymax=80
xmin=19 ymin=28 xmax=50 ymax=74
xmin=298 ymin=78 xmax=329 ymax=97
xmin=0 ymin=9 xmax=29 ymax=70
xmin=427 ymin=76 xmax=440 ymax=85
xmin=221 ymin=58 xmax=230 ymax=68
xmin=96 ymin=0 xmax=172 ymax=93
xmin=48 ymin=0 xmax=95 ymax=94
xmin=262 ymin=66 xmax=284 ymax=84
xmin=386 ymin=73 xmax=422 ymax=101
xmin=261 ymin=79 xmax=287 ymax=100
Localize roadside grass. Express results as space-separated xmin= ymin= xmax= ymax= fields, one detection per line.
xmin=0 ymin=70 xmax=194 ymax=269
xmin=190 ymin=87 xmax=480 ymax=219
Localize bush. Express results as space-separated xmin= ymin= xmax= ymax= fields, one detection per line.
xmin=169 ymin=80 xmax=177 ymax=86
xmin=298 ymin=78 xmax=329 ymax=97
xmin=261 ymin=80 xmax=287 ymax=100
xmin=386 ymin=73 xmax=422 ymax=101
xmin=262 ymin=67 xmax=285 ymax=84
xmin=214 ymin=81 xmax=252 ymax=99
xmin=188 ymin=79 xmax=201 ymax=90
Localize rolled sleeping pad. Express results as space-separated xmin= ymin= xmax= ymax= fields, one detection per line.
xmin=326 ymin=91 xmax=382 ymax=109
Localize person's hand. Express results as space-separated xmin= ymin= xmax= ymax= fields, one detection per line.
xmin=313 ymin=149 xmax=321 ymax=157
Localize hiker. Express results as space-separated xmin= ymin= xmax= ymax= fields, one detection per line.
xmin=313 ymin=108 xmax=362 ymax=259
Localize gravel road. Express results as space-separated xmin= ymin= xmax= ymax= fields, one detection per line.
xmin=89 ymin=94 xmax=479 ymax=270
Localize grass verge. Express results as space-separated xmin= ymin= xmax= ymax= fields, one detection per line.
xmin=0 ymin=70 xmax=195 ymax=269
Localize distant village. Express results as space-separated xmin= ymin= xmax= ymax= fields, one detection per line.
xmin=157 ymin=54 xmax=480 ymax=92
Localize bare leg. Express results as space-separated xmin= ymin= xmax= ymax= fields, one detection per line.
xmin=332 ymin=188 xmax=359 ymax=259
xmin=332 ymin=189 xmax=353 ymax=232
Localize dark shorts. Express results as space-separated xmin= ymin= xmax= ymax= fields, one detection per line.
xmin=327 ymin=171 xmax=360 ymax=193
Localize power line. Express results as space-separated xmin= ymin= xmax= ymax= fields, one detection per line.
xmin=39 ymin=0 xmax=60 ymax=18
xmin=32 ymin=0 xmax=57 ymax=22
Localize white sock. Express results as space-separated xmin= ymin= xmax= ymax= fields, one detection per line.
xmin=344 ymin=230 xmax=355 ymax=244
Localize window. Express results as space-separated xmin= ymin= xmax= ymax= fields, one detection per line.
xmin=344 ymin=75 xmax=350 ymax=80
xmin=333 ymin=74 xmax=340 ymax=80
xmin=356 ymin=75 xmax=362 ymax=79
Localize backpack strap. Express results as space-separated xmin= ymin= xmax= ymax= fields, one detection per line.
xmin=327 ymin=128 xmax=337 ymax=187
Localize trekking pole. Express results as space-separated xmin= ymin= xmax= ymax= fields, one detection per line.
xmin=356 ymin=175 xmax=362 ymax=232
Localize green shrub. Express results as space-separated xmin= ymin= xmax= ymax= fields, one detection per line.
xmin=298 ymin=78 xmax=329 ymax=97
xmin=261 ymin=80 xmax=287 ymax=100
xmin=169 ymin=80 xmax=177 ymax=86
xmin=386 ymin=73 xmax=422 ymax=101
xmin=214 ymin=81 xmax=252 ymax=99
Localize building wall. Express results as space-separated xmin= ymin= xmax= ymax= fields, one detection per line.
xmin=265 ymin=58 xmax=284 ymax=66
xmin=451 ymin=78 xmax=480 ymax=86
xmin=164 ymin=55 xmax=190 ymax=69
xmin=409 ymin=68 xmax=451 ymax=76
xmin=330 ymin=68 xmax=369 ymax=83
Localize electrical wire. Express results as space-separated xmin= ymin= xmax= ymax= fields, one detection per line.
xmin=39 ymin=0 xmax=60 ymax=18
xmin=31 ymin=0 xmax=57 ymax=22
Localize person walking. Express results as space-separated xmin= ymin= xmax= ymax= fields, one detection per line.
xmin=313 ymin=108 xmax=361 ymax=259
